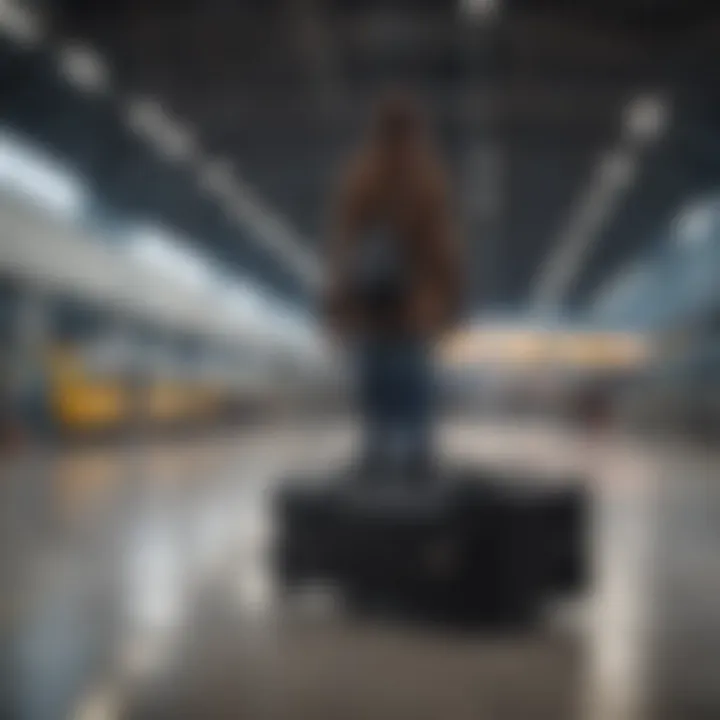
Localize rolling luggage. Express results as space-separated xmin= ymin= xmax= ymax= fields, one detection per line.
xmin=273 ymin=466 xmax=589 ymax=626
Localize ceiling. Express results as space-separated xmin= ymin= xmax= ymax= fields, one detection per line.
xmin=6 ymin=0 xmax=720 ymax=313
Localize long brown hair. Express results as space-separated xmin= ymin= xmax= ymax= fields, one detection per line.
xmin=359 ymin=91 xmax=447 ymax=203
xmin=327 ymin=91 xmax=460 ymax=337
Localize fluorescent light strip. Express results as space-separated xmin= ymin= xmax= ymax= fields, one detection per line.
xmin=57 ymin=42 xmax=109 ymax=94
xmin=201 ymin=160 xmax=322 ymax=289
xmin=0 ymin=130 xmax=86 ymax=216
xmin=623 ymin=95 xmax=669 ymax=147
xmin=17 ymin=12 xmax=321 ymax=293
xmin=126 ymin=98 xmax=197 ymax=163
xmin=532 ymin=93 xmax=670 ymax=314
xmin=231 ymin=187 xmax=322 ymax=288
xmin=533 ymin=149 xmax=637 ymax=312
xmin=126 ymin=224 xmax=216 ymax=290
xmin=0 ymin=0 xmax=42 ymax=46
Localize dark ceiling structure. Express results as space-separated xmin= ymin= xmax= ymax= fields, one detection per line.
xmin=4 ymin=0 xmax=720 ymax=314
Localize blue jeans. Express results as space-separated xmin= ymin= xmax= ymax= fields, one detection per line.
xmin=356 ymin=338 xmax=434 ymax=472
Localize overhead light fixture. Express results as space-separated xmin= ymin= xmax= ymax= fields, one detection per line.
xmin=199 ymin=158 xmax=236 ymax=200
xmin=0 ymin=0 xmax=42 ymax=46
xmin=199 ymin=159 xmax=322 ymax=288
xmin=222 ymin=280 xmax=267 ymax=320
xmin=229 ymin=187 xmax=323 ymax=289
xmin=57 ymin=42 xmax=109 ymax=94
xmin=0 ymin=130 xmax=86 ymax=217
xmin=126 ymin=98 xmax=197 ymax=163
xmin=459 ymin=0 xmax=499 ymax=23
xmin=623 ymin=94 xmax=669 ymax=146
xmin=535 ymin=93 xmax=670 ymax=314
xmin=533 ymin=146 xmax=640 ymax=312
xmin=128 ymin=104 xmax=320 ymax=290
xmin=599 ymin=150 xmax=636 ymax=191
xmin=125 ymin=224 xmax=216 ymax=290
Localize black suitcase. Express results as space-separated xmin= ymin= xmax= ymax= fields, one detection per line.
xmin=273 ymin=467 xmax=589 ymax=626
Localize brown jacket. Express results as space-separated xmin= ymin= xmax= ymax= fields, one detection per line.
xmin=326 ymin=140 xmax=462 ymax=339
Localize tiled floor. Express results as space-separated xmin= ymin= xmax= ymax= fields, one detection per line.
xmin=2 ymin=421 xmax=719 ymax=720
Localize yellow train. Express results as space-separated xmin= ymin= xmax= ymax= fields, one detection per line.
xmin=46 ymin=344 xmax=265 ymax=435
xmin=49 ymin=347 xmax=127 ymax=432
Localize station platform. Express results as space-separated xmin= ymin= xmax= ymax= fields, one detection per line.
xmin=2 ymin=421 xmax=719 ymax=720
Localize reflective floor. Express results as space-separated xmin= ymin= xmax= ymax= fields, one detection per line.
xmin=2 ymin=421 xmax=719 ymax=720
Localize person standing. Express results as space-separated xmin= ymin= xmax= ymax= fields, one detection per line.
xmin=325 ymin=91 xmax=463 ymax=479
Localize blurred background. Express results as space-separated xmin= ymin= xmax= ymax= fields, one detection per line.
xmin=1 ymin=0 xmax=719 ymax=718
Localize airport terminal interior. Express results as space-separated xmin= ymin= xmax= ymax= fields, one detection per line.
xmin=2 ymin=1 xmax=720 ymax=719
